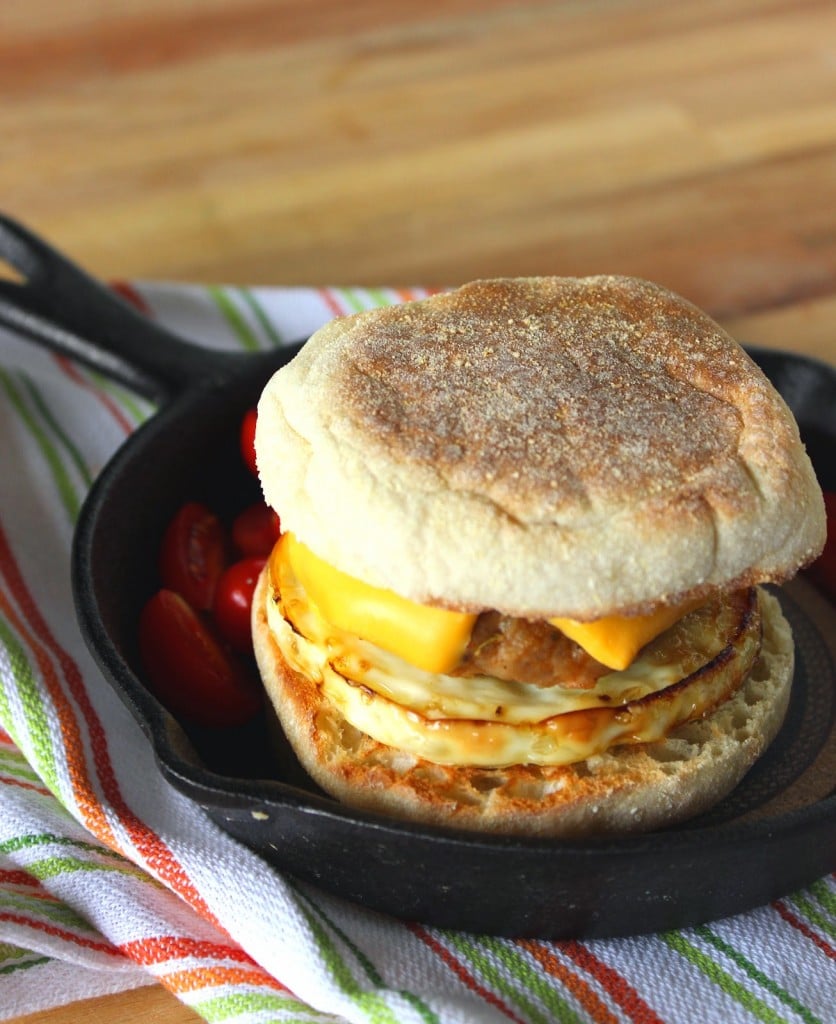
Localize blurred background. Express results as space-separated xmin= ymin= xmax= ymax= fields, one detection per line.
xmin=2 ymin=0 xmax=835 ymax=364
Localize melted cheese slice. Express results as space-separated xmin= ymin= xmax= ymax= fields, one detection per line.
xmin=281 ymin=533 xmax=476 ymax=674
xmin=550 ymin=597 xmax=705 ymax=672
xmin=282 ymin=534 xmax=701 ymax=677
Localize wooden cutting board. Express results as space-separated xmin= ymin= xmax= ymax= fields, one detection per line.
xmin=3 ymin=0 xmax=836 ymax=331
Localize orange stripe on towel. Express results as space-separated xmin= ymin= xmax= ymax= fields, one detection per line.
xmin=120 ymin=935 xmax=258 ymax=967
xmin=518 ymin=940 xmax=621 ymax=1024
xmin=558 ymin=940 xmax=666 ymax=1024
xmin=0 ymin=911 xmax=124 ymax=957
xmin=164 ymin=965 xmax=288 ymax=994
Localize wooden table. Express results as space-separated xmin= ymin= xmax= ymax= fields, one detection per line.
xmin=3 ymin=2 xmax=835 ymax=1021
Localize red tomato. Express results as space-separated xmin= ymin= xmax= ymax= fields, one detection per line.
xmin=138 ymin=590 xmax=261 ymax=727
xmin=213 ymin=557 xmax=267 ymax=652
xmin=232 ymin=503 xmax=281 ymax=557
xmin=240 ymin=407 xmax=258 ymax=477
xmin=807 ymin=490 xmax=836 ymax=601
xmin=158 ymin=502 xmax=227 ymax=611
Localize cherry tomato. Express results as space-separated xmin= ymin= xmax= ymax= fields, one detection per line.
xmin=213 ymin=557 xmax=267 ymax=652
xmin=138 ymin=590 xmax=261 ymax=727
xmin=807 ymin=490 xmax=836 ymax=601
xmin=158 ymin=502 xmax=227 ymax=611
xmin=232 ymin=503 xmax=281 ymax=557
xmin=240 ymin=407 xmax=258 ymax=477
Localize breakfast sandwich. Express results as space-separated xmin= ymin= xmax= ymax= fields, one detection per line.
xmin=252 ymin=276 xmax=825 ymax=837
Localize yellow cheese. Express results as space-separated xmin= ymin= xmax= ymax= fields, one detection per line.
xmin=278 ymin=533 xmax=477 ymax=674
xmin=550 ymin=597 xmax=704 ymax=671
xmin=274 ymin=533 xmax=704 ymax=678
xmin=271 ymin=544 xmax=731 ymax=722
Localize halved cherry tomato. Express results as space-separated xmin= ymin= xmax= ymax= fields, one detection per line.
xmin=232 ymin=503 xmax=281 ymax=557
xmin=213 ymin=557 xmax=267 ymax=653
xmin=158 ymin=502 xmax=227 ymax=611
xmin=240 ymin=407 xmax=258 ymax=477
xmin=138 ymin=590 xmax=261 ymax=727
xmin=807 ymin=490 xmax=836 ymax=601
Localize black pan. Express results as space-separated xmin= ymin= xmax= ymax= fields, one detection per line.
xmin=1 ymin=211 xmax=834 ymax=939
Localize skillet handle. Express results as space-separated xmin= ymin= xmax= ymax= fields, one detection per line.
xmin=0 ymin=212 xmax=238 ymax=401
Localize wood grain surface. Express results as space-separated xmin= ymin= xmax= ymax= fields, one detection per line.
xmin=2 ymin=1 xmax=835 ymax=1021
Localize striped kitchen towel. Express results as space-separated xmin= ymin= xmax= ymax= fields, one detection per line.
xmin=0 ymin=281 xmax=833 ymax=1024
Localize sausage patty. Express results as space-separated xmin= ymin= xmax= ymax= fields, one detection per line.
xmin=454 ymin=612 xmax=609 ymax=689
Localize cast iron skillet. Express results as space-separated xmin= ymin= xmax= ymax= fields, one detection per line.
xmin=1 ymin=212 xmax=834 ymax=939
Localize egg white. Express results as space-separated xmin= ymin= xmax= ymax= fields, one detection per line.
xmin=268 ymin=558 xmax=761 ymax=767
